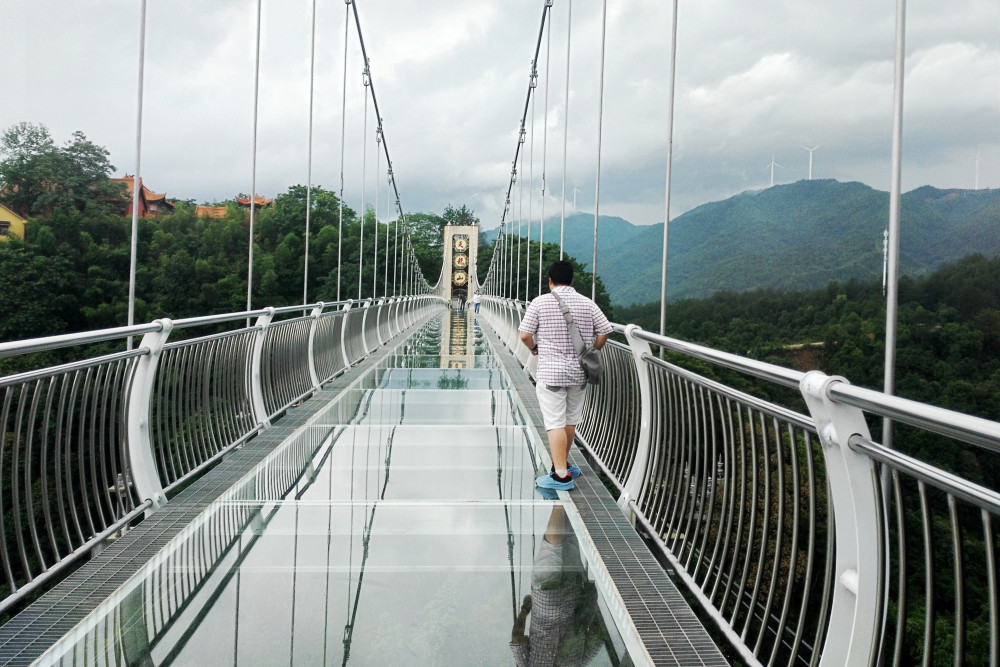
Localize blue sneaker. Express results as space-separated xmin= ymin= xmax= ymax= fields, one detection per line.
xmin=536 ymin=472 xmax=574 ymax=491
xmin=535 ymin=486 xmax=559 ymax=500
xmin=551 ymin=464 xmax=582 ymax=479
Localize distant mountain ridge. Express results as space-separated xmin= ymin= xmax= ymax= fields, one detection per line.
xmin=483 ymin=180 xmax=1000 ymax=306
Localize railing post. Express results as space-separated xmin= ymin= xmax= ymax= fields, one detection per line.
xmin=249 ymin=307 xmax=274 ymax=429
xmin=799 ymin=371 xmax=880 ymax=667
xmin=340 ymin=302 xmax=353 ymax=369
xmin=306 ymin=302 xmax=324 ymax=390
xmin=374 ymin=298 xmax=386 ymax=346
xmin=619 ymin=324 xmax=654 ymax=510
xmin=359 ymin=300 xmax=372 ymax=354
xmin=126 ymin=318 xmax=172 ymax=510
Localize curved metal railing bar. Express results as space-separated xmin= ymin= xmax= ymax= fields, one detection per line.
xmin=0 ymin=296 xmax=444 ymax=617
xmin=476 ymin=297 xmax=1000 ymax=667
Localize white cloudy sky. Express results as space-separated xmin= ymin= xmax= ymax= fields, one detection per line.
xmin=2 ymin=0 xmax=998 ymax=228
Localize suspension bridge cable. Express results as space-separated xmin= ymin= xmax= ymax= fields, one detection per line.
xmin=304 ymin=0 xmax=317 ymax=306
xmin=337 ymin=1 xmax=349 ymax=301
xmin=517 ymin=127 xmax=523 ymax=301
xmin=526 ymin=69 xmax=535 ymax=299
xmin=359 ymin=63 xmax=369 ymax=300
xmin=539 ymin=2 xmax=552 ymax=295
xmin=384 ymin=169 xmax=390 ymax=297
xmin=559 ymin=0 xmax=572 ymax=260
xmin=127 ymin=0 xmax=147 ymax=350
xmin=246 ymin=0 xmax=262 ymax=315
xmin=591 ymin=0 xmax=608 ymax=301
xmin=660 ymin=0 xmax=679 ymax=340
xmin=392 ymin=203 xmax=399 ymax=295
xmin=883 ymin=0 xmax=908 ymax=449
xmin=349 ymin=2 xmax=429 ymax=294
xmin=489 ymin=1 xmax=554 ymax=295
xmin=373 ymin=128 xmax=380 ymax=298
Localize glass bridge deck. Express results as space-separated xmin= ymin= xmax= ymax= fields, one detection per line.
xmin=36 ymin=312 xmax=633 ymax=666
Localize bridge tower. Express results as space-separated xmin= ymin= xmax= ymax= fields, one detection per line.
xmin=439 ymin=223 xmax=479 ymax=305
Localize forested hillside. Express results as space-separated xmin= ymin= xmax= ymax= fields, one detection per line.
xmin=619 ymin=254 xmax=1000 ymax=427
xmin=0 ymin=124 xmax=469 ymax=343
xmin=486 ymin=180 xmax=1000 ymax=306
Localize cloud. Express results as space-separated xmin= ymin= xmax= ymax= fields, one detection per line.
xmin=1 ymin=0 xmax=998 ymax=232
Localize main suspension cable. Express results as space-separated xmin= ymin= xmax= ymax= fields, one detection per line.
xmin=348 ymin=0 xmax=430 ymax=294
xmin=489 ymin=0 xmax=554 ymax=296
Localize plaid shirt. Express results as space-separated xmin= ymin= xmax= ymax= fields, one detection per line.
xmin=519 ymin=286 xmax=613 ymax=386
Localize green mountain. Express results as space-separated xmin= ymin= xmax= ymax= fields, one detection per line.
xmin=485 ymin=180 xmax=1000 ymax=306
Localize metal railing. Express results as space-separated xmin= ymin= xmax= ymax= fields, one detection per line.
xmin=479 ymin=297 xmax=1000 ymax=667
xmin=0 ymin=295 xmax=443 ymax=616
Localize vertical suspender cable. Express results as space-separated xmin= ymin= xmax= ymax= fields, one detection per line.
xmin=127 ymin=0 xmax=147 ymax=351
xmin=526 ymin=85 xmax=534 ymax=300
xmin=384 ymin=170 xmax=390 ymax=297
xmin=659 ymin=0 xmax=678 ymax=340
xmin=880 ymin=5 xmax=908 ymax=653
xmin=559 ymin=0 xmax=572 ymax=260
xmin=304 ymin=0 xmax=317 ymax=306
xmin=591 ymin=0 xmax=608 ymax=301
xmin=246 ymin=0 xmax=262 ymax=315
xmin=540 ymin=4 xmax=551 ymax=294
xmin=374 ymin=128 xmax=380 ymax=298
xmin=517 ymin=127 xmax=524 ymax=301
xmin=883 ymin=0 xmax=907 ymax=450
xmin=393 ymin=203 xmax=399 ymax=295
xmin=359 ymin=64 xmax=369 ymax=300
xmin=337 ymin=1 xmax=349 ymax=302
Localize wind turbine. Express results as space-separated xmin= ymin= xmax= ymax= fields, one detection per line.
xmin=765 ymin=154 xmax=781 ymax=187
xmin=802 ymin=144 xmax=821 ymax=180
xmin=974 ymin=145 xmax=982 ymax=190
xmin=573 ymin=185 xmax=580 ymax=211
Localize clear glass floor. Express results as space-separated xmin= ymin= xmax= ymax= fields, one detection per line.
xmin=37 ymin=310 xmax=632 ymax=666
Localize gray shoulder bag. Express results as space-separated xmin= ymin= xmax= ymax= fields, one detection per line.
xmin=550 ymin=292 xmax=603 ymax=385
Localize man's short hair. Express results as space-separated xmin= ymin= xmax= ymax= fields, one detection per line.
xmin=548 ymin=261 xmax=574 ymax=286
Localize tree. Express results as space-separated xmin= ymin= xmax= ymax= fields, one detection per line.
xmin=0 ymin=123 xmax=121 ymax=217
xmin=442 ymin=204 xmax=479 ymax=227
xmin=405 ymin=212 xmax=447 ymax=284
xmin=477 ymin=238 xmax=615 ymax=319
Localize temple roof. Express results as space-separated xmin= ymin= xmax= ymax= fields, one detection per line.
xmin=235 ymin=194 xmax=273 ymax=207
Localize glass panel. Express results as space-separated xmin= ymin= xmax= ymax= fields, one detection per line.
xmin=33 ymin=312 xmax=632 ymax=667
xmin=310 ymin=389 xmax=523 ymax=426
xmin=37 ymin=503 xmax=628 ymax=666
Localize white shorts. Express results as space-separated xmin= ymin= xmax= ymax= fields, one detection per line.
xmin=536 ymin=384 xmax=587 ymax=431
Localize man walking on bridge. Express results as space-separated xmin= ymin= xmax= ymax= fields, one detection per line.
xmin=519 ymin=261 xmax=612 ymax=491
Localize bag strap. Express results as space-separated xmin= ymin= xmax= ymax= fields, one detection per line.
xmin=550 ymin=291 xmax=586 ymax=355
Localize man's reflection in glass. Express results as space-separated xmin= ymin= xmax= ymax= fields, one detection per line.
xmin=510 ymin=503 xmax=605 ymax=665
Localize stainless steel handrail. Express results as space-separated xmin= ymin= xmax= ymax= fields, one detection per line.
xmin=0 ymin=323 xmax=163 ymax=358
xmin=0 ymin=295 xmax=444 ymax=619
xmin=477 ymin=300 xmax=1000 ymax=667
